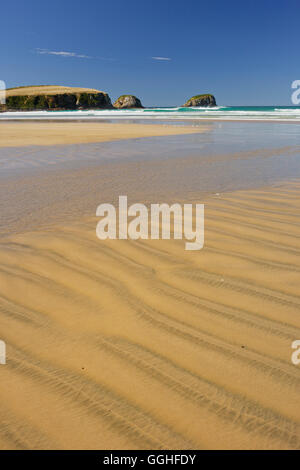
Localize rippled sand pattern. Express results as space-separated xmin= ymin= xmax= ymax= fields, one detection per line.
xmin=0 ymin=181 xmax=300 ymax=449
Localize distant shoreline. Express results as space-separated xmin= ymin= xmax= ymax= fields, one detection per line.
xmin=1 ymin=116 xmax=300 ymax=124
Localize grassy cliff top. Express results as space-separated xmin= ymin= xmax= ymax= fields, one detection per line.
xmin=117 ymin=95 xmax=138 ymax=99
xmin=6 ymin=85 xmax=106 ymax=97
xmin=188 ymin=94 xmax=215 ymax=100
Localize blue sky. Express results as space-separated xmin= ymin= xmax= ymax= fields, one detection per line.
xmin=1 ymin=0 xmax=299 ymax=106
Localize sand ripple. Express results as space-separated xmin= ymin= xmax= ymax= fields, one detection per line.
xmin=0 ymin=181 xmax=300 ymax=449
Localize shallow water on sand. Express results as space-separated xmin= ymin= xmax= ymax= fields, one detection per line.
xmin=1 ymin=121 xmax=300 ymax=174
xmin=0 ymin=121 xmax=300 ymax=236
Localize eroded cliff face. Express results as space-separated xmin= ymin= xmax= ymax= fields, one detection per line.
xmin=113 ymin=95 xmax=143 ymax=109
xmin=3 ymin=92 xmax=112 ymax=111
xmin=182 ymin=94 xmax=217 ymax=107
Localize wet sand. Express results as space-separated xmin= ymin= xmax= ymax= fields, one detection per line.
xmin=0 ymin=180 xmax=300 ymax=449
xmin=0 ymin=124 xmax=300 ymax=449
xmin=0 ymin=121 xmax=203 ymax=147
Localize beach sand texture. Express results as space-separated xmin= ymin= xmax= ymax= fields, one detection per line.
xmin=0 ymin=122 xmax=203 ymax=147
xmin=0 ymin=180 xmax=299 ymax=449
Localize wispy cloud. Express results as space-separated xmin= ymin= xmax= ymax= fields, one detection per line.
xmin=35 ymin=48 xmax=92 ymax=59
xmin=152 ymin=56 xmax=172 ymax=61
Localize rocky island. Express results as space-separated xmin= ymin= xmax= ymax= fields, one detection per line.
xmin=182 ymin=94 xmax=217 ymax=107
xmin=113 ymin=95 xmax=143 ymax=109
xmin=0 ymin=85 xmax=216 ymax=111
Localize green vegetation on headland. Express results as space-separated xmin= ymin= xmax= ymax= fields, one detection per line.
xmin=0 ymin=85 xmax=217 ymax=111
xmin=2 ymin=86 xmax=112 ymax=111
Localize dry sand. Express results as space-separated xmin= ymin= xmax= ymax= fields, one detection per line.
xmin=0 ymin=180 xmax=300 ymax=449
xmin=0 ymin=121 xmax=203 ymax=147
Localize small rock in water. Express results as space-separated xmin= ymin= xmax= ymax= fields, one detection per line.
xmin=182 ymin=94 xmax=217 ymax=107
xmin=114 ymin=95 xmax=143 ymax=109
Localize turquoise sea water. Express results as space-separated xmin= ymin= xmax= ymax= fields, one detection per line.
xmin=2 ymin=106 xmax=300 ymax=121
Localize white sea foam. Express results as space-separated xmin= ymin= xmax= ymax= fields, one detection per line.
xmin=1 ymin=106 xmax=300 ymax=121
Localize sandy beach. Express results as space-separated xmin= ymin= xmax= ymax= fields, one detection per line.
xmin=0 ymin=181 xmax=300 ymax=449
xmin=0 ymin=121 xmax=300 ymax=450
xmin=0 ymin=121 xmax=202 ymax=147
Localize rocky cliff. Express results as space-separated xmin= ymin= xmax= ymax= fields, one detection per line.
xmin=2 ymin=86 xmax=112 ymax=111
xmin=182 ymin=94 xmax=217 ymax=107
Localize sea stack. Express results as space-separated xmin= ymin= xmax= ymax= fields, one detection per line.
xmin=182 ymin=94 xmax=217 ymax=107
xmin=113 ymin=95 xmax=143 ymax=109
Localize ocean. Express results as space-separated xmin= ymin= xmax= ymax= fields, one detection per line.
xmin=1 ymin=106 xmax=300 ymax=121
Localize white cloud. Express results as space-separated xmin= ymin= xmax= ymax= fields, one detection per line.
xmin=35 ymin=48 xmax=92 ymax=59
xmin=152 ymin=56 xmax=172 ymax=61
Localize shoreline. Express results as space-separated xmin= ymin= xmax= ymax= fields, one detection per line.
xmin=2 ymin=116 xmax=300 ymax=124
